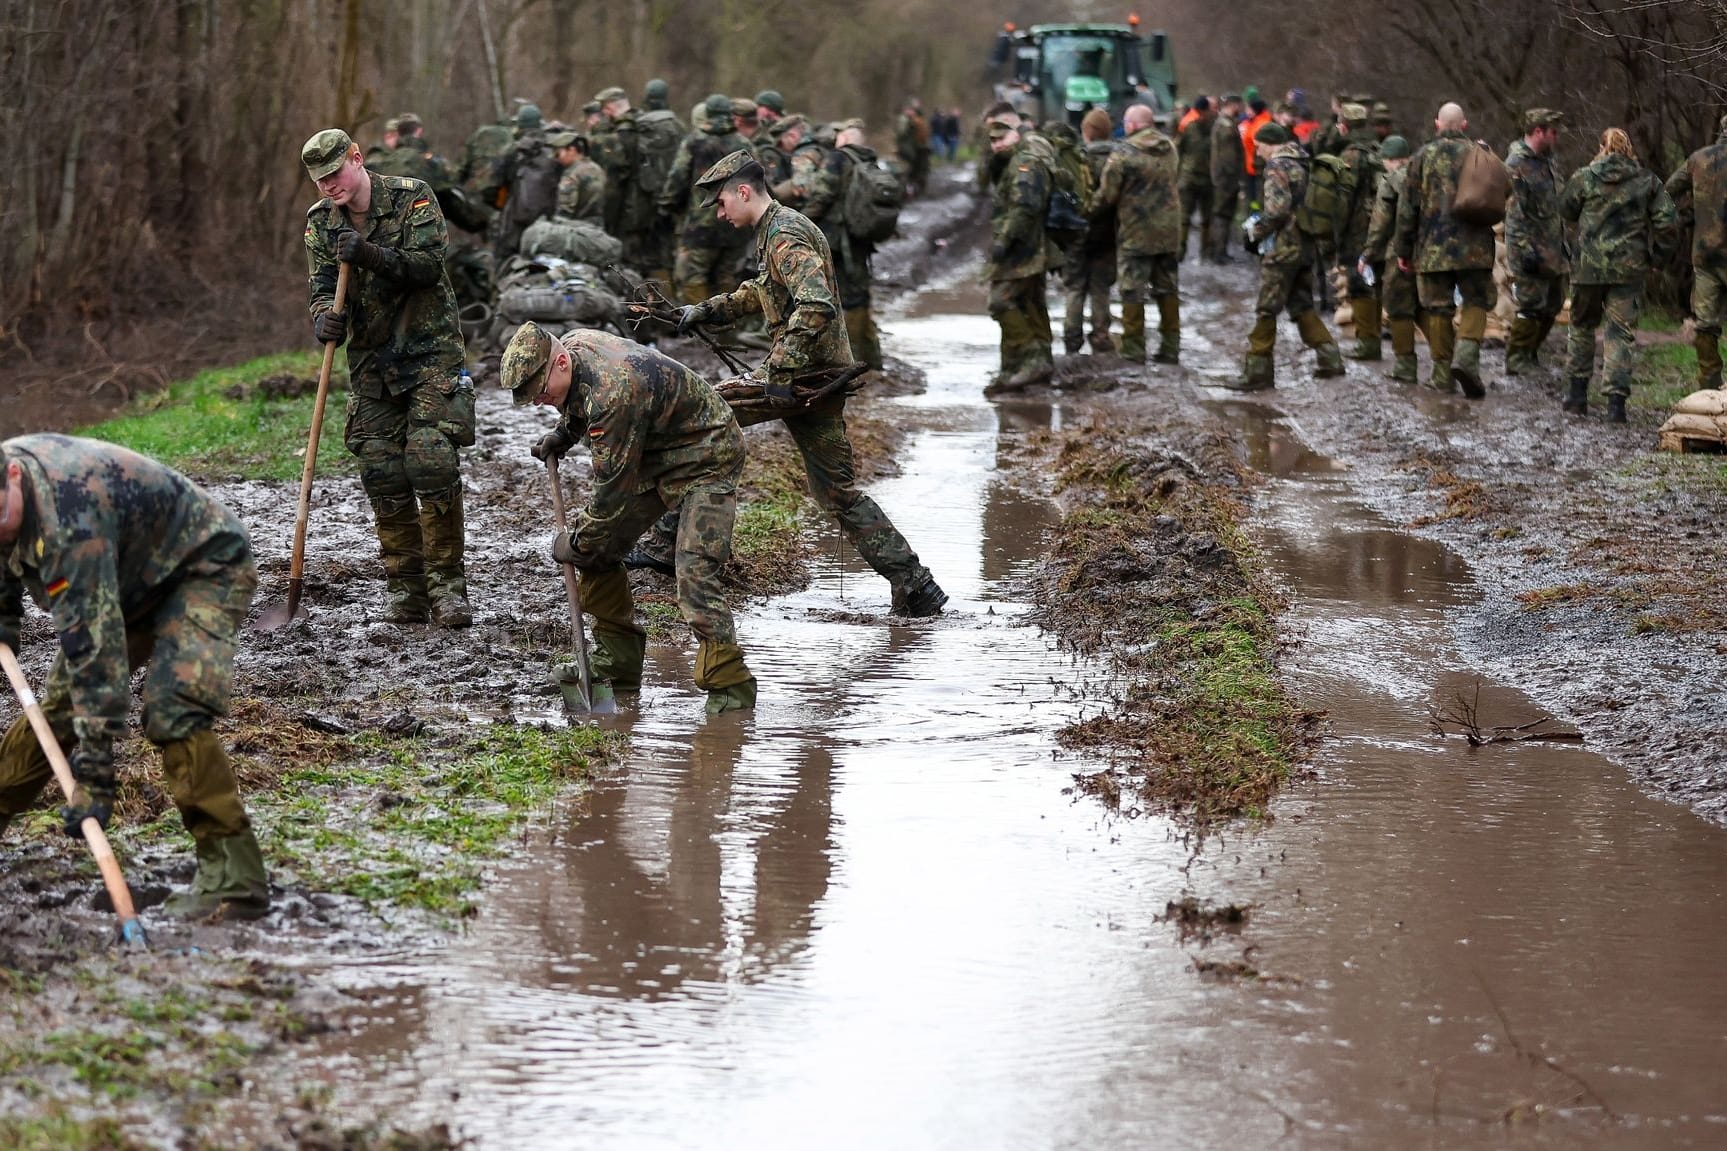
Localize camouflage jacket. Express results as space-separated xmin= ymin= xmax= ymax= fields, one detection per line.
xmin=1393 ymin=129 xmax=1496 ymax=272
xmin=1504 ymin=138 xmax=1569 ymax=277
xmin=305 ymin=171 xmax=463 ymax=398
xmin=557 ymin=158 xmax=607 ymax=223
xmin=1560 ymin=153 xmax=1678 ymax=285
xmin=1310 ymin=122 xmax=1345 ymax=159
xmin=591 ymin=113 xmax=634 ymax=237
xmin=1211 ymin=115 xmax=1245 ymax=190
xmin=1251 ymin=144 xmax=1310 ymax=267
xmin=1176 ymin=115 xmax=1214 ymax=189
xmin=551 ymin=331 xmax=743 ymax=540
xmin=1665 ymin=134 xmax=1727 ymax=269
xmin=1093 ymin=127 xmax=1179 ymax=256
xmin=659 ymin=122 xmax=751 ymax=247
xmin=368 ymin=144 xmax=453 ymax=192
xmin=1082 ymin=139 xmax=1119 ymax=254
xmin=0 ymin=434 xmax=251 ymax=749
xmin=774 ymin=141 xmax=837 ymax=221
xmin=988 ymin=132 xmax=1064 ymax=280
xmin=711 ymin=202 xmax=852 ymax=377
xmin=753 ymin=126 xmax=790 ymax=186
xmin=1338 ymin=138 xmax=1381 ymax=260
xmin=1363 ymin=163 xmax=1407 ymax=264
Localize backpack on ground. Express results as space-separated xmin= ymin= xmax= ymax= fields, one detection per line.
xmin=1296 ymin=152 xmax=1353 ymax=244
xmin=521 ymin=217 xmax=624 ymax=267
xmin=1455 ymin=142 xmax=1512 ymax=226
xmin=841 ymin=152 xmax=906 ymax=244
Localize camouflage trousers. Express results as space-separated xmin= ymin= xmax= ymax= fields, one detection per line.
xmin=1250 ymin=257 xmax=1328 ymax=356
xmin=1512 ymin=272 xmax=1567 ymax=324
xmin=1417 ymin=268 xmax=1496 ymax=364
xmin=674 ymin=240 xmax=750 ymax=304
xmin=1380 ymin=260 xmax=1417 ymax=321
xmin=988 ymin=274 xmax=1054 ymax=376
xmin=0 ymin=542 xmax=256 ymax=842
xmin=1567 ymin=281 xmax=1643 ymax=397
xmin=345 ymin=378 xmax=471 ymax=600
xmin=1693 ymin=265 xmax=1727 ymax=333
xmin=1061 ymin=247 xmax=1116 ymax=348
xmin=1179 ymin=183 xmax=1213 ymax=258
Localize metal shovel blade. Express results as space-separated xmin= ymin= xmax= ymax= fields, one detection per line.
xmin=252 ymin=581 xmax=307 ymax=632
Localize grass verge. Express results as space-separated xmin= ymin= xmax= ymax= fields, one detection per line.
xmin=78 ymin=350 xmax=352 ymax=482
xmin=1037 ymin=420 xmax=1312 ymax=827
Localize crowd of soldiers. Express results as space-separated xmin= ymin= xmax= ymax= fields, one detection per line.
xmin=977 ymin=87 xmax=1727 ymax=421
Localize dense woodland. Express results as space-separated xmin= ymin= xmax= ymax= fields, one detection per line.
xmin=2 ymin=0 xmax=1723 ymax=395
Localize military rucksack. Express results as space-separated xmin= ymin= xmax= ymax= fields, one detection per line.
xmin=1044 ymin=137 xmax=1093 ymax=244
xmin=1296 ymin=152 xmax=1354 ymax=244
xmin=504 ymin=138 xmax=562 ymax=230
xmin=629 ymin=110 xmax=685 ymax=226
xmin=461 ymin=123 xmax=516 ymax=209
xmin=840 ymin=149 xmax=906 ymax=244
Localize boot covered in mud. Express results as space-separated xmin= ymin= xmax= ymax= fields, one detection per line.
xmin=1152 ymin=296 xmax=1181 ymax=364
xmin=1224 ymin=353 xmax=1275 ymax=392
xmin=374 ymin=496 xmax=430 ymax=623
xmin=163 ymin=829 xmax=270 ymax=921
xmin=1452 ymin=338 xmax=1487 ymax=399
xmin=892 ymin=574 xmax=949 ymax=617
xmin=1504 ymin=316 xmax=1539 ymax=375
xmin=1389 ymin=354 xmax=1419 ymax=384
xmin=1427 ymin=361 xmax=1457 ymax=393
xmin=1344 ymin=299 xmax=1383 ymax=360
xmin=1296 ymin=312 xmax=1345 ymax=378
xmin=1089 ymin=330 xmax=1115 ymax=355
xmin=1118 ymin=299 xmax=1147 ymax=363
xmin=1607 ymin=393 xmax=1628 ymax=423
xmin=421 ymin=490 xmax=472 ymax=629
xmin=1313 ymin=340 xmax=1346 ymax=379
xmin=1562 ymin=376 xmax=1589 ymax=415
xmin=588 ymin=627 xmax=646 ymax=693
xmin=1695 ymin=327 xmax=1724 ymax=390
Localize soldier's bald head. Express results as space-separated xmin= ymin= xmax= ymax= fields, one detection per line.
xmin=1124 ymin=104 xmax=1155 ymax=133
xmin=1436 ymin=103 xmax=1466 ymax=130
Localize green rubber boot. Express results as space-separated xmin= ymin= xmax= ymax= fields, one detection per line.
xmin=1453 ymin=338 xmax=1486 ymax=398
xmin=1224 ymin=353 xmax=1275 ymax=392
xmin=590 ymin=629 xmax=647 ymax=694
xmin=1314 ymin=340 xmax=1346 ymax=379
xmin=705 ymin=677 xmax=758 ymax=716
xmin=1428 ymin=361 xmax=1456 ymax=393
xmin=162 ymin=830 xmax=270 ymax=921
xmin=1389 ymin=354 xmax=1419 ymax=384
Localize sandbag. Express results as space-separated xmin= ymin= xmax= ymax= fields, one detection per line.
xmin=1455 ymin=144 xmax=1511 ymax=226
xmin=1657 ymin=388 xmax=1727 ymax=452
xmin=521 ymin=217 xmax=624 ymax=267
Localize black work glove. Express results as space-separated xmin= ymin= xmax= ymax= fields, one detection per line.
xmin=764 ymin=367 xmax=796 ymax=404
xmin=675 ymin=303 xmax=711 ymax=335
xmin=551 ymin=530 xmax=602 ymax=571
xmin=0 ymin=617 xmax=19 ymax=654
xmin=313 ymin=310 xmax=348 ymax=344
xmin=335 ymin=229 xmax=387 ymax=271
xmin=531 ymin=428 xmax=574 ymax=462
xmin=61 ymin=744 xmax=116 ymax=839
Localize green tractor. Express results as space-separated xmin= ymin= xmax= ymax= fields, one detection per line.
xmin=990 ymin=17 xmax=1176 ymax=130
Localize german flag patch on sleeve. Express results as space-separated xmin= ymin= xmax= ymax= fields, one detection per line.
xmin=46 ymin=577 xmax=69 ymax=597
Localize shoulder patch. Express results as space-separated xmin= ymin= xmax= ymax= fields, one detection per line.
xmin=384 ymin=175 xmax=418 ymax=190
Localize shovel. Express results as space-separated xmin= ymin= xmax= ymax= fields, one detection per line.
xmin=546 ymin=456 xmax=616 ymax=715
xmin=0 ymin=644 xmax=147 ymax=948
xmin=256 ymin=261 xmax=352 ymax=631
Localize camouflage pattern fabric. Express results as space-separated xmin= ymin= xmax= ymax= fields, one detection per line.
xmin=754 ymin=125 xmax=790 ymax=185
xmin=1210 ymin=115 xmax=1245 ymax=194
xmin=1566 ymin=281 xmax=1644 ymax=397
xmin=1177 ymin=113 xmax=1213 ymax=190
xmin=306 ymin=171 xmax=464 ymax=399
xmin=774 ymin=141 xmax=838 ymax=220
xmin=659 ymin=121 xmax=752 ymax=250
xmin=1337 ymin=137 xmax=1380 ymax=262
xmin=1504 ymin=138 xmax=1569 ymax=277
xmin=987 ymin=274 xmax=1054 ymax=375
xmin=1665 ymin=133 xmax=1727 ymax=270
xmin=1062 ymin=248 xmax=1116 ymax=348
xmin=1093 ymin=127 xmax=1180 ymax=256
xmin=1250 ymin=144 xmax=1311 ymax=268
xmin=592 ymin=110 xmax=636 ymax=237
xmin=1364 ymin=165 xmax=1415 ymax=319
xmin=1415 ymin=268 xmax=1495 ymax=316
xmin=987 ymin=133 xmax=1063 ymax=280
xmin=1559 ymin=153 xmax=1678 ymax=285
xmin=1393 ymin=130 xmax=1497 ymax=272
xmin=557 ymin=157 xmax=607 ymax=223
xmin=708 ymin=202 xmax=852 ymax=384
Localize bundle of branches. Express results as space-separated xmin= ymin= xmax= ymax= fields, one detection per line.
xmin=718 ymin=363 xmax=871 ymax=419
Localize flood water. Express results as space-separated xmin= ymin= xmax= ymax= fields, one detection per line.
xmin=296 ymin=284 xmax=1727 ymax=1148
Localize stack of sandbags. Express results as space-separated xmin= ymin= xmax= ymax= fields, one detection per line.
xmin=1657 ymin=388 xmax=1727 ymax=452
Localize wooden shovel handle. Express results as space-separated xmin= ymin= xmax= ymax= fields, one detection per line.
xmin=286 ymin=262 xmax=352 ymax=603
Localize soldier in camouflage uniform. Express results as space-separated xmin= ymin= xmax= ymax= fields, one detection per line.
xmin=365 ymin=118 xmax=400 ymax=167
xmin=1229 ymin=122 xmax=1346 ymax=390
xmin=502 ymin=324 xmax=757 ymax=714
xmin=896 ymin=98 xmax=933 ymax=198
xmin=1560 ymin=128 xmax=1678 ymax=421
xmin=1362 ymin=136 xmax=1419 ymax=382
xmin=1665 ymin=112 xmax=1727 ymax=390
xmin=1063 ymin=108 xmax=1119 ymax=355
xmin=772 ymin=116 xmax=833 ymax=215
xmin=643 ymin=78 xmax=674 ymax=113
xmin=827 ymin=119 xmax=888 ymax=371
xmin=1176 ymin=96 xmax=1215 ymax=262
xmin=591 ymin=87 xmax=637 ymax=240
xmin=1504 ymin=109 xmax=1569 ymax=375
xmin=659 ymin=95 xmax=752 ymax=305
xmin=1371 ymin=102 xmax=1396 ymax=143
xmin=302 ymin=129 xmax=473 ymax=627
xmin=984 ymin=113 xmax=1064 ymax=390
xmin=1210 ymin=93 xmax=1245 ymax=262
xmin=550 ymin=130 xmax=606 ymax=223
xmin=1336 ymin=104 xmax=1385 ymax=361
xmin=759 ymin=113 xmax=802 ymax=187
xmin=1393 ymin=103 xmax=1496 ymax=397
xmin=0 ymin=436 xmax=268 ymax=920
xmin=641 ymin=151 xmax=947 ymax=617
xmin=1093 ymin=104 xmax=1181 ymax=364
xmin=754 ymin=90 xmax=784 ymax=130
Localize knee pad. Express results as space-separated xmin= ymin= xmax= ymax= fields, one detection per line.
xmin=352 ymin=438 xmax=413 ymax=503
xmin=404 ymin=425 xmax=460 ymax=497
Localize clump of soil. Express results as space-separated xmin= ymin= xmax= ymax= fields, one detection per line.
xmin=1157 ymin=896 xmax=1252 ymax=946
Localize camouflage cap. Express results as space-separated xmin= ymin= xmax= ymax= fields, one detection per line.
xmin=302 ymin=129 xmax=355 ymax=179
xmin=546 ymin=130 xmax=580 ymax=148
xmin=1254 ymin=121 xmax=1292 ymax=145
xmin=732 ymin=97 xmax=758 ymax=120
xmin=582 ymin=101 xmax=601 ymax=116
xmin=645 ymin=78 xmax=670 ymax=100
xmin=1523 ymin=107 xmax=1564 ymax=129
xmin=594 ymin=86 xmax=627 ymax=105
xmin=397 ymin=112 xmax=423 ymax=134
xmin=1341 ymin=102 xmax=1369 ymax=126
xmin=704 ymin=93 xmax=734 ymax=117
xmin=755 ymin=89 xmax=785 ymax=114
xmin=382 ymin=117 xmax=401 ymax=135
xmin=695 ymin=149 xmax=765 ymax=206
xmin=1380 ymin=135 xmax=1411 ymax=159
xmin=769 ymin=113 xmax=808 ymax=139
xmin=503 ymin=322 xmax=556 ymax=406
xmin=836 ymin=117 xmax=866 ymax=134
xmin=1371 ymin=101 xmax=1394 ymax=124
